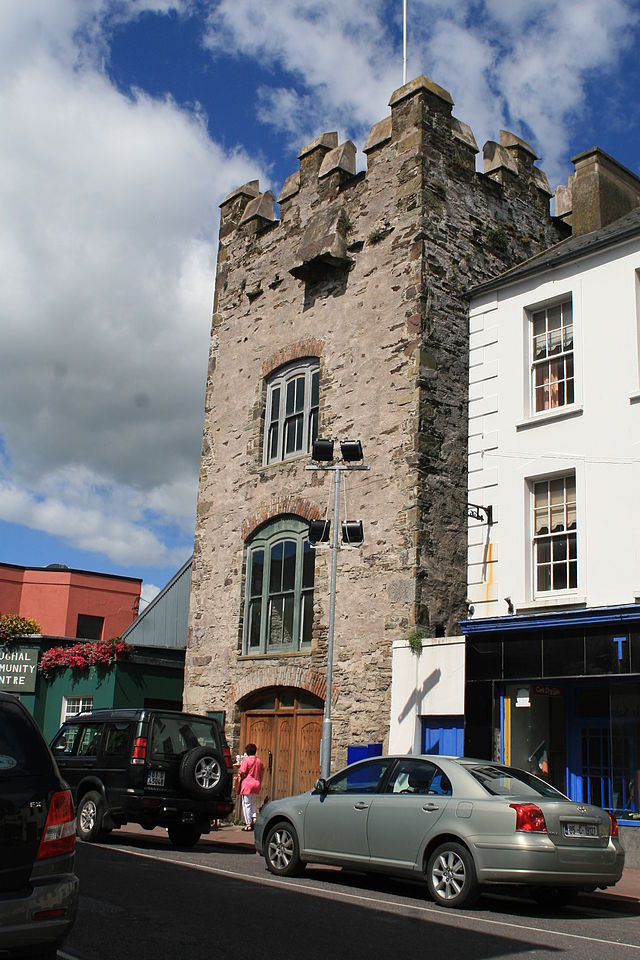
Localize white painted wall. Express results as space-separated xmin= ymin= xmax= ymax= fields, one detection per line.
xmin=467 ymin=237 xmax=640 ymax=618
xmin=388 ymin=636 xmax=465 ymax=754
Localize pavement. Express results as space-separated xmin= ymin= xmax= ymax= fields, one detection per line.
xmin=114 ymin=821 xmax=640 ymax=912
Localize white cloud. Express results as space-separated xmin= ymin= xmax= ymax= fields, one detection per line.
xmin=207 ymin=0 xmax=638 ymax=186
xmin=0 ymin=1 xmax=264 ymax=569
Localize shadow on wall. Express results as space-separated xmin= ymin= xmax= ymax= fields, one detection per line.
xmin=398 ymin=668 xmax=441 ymax=724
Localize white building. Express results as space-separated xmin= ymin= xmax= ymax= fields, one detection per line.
xmin=463 ymin=164 xmax=640 ymax=855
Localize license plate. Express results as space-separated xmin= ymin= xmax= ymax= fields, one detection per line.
xmin=563 ymin=822 xmax=598 ymax=838
xmin=146 ymin=769 xmax=165 ymax=787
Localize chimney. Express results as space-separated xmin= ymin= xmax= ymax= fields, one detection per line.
xmin=555 ymin=148 xmax=640 ymax=236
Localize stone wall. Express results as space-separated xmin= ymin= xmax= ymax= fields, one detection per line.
xmin=185 ymin=75 xmax=568 ymax=770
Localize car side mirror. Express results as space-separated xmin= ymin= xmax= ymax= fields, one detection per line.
xmin=314 ymin=777 xmax=328 ymax=795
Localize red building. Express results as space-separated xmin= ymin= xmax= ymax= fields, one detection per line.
xmin=0 ymin=562 xmax=141 ymax=640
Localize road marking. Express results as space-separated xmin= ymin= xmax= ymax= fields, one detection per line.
xmin=102 ymin=843 xmax=640 ymax=951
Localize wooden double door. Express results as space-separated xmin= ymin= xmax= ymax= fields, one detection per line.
xmin=241 ymin=688 xmax=323 ymax=807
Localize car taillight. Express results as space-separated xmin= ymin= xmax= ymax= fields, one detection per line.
xmin=36 ymin=789 xmax=76 ymax=860
xmin=609 ymin=813 xmax=619 ymax=838
xmin=223 ymin=746 xmax=233 ymax=770
xmin=131 ymin=736 xmax=147 ymax=765
xmin=510 ymin=802 xmax=547 ymax=833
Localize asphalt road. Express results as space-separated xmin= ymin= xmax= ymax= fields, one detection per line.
xmin=60 ymin=832 xmax=640 ymax=960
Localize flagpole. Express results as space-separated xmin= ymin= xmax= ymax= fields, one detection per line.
xmin=403 ymin=0 xmax=407 ymax=85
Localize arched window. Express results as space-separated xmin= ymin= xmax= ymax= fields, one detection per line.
xmin=263 ymin=360 xmax=319 ymax=465
xmin=244 ymin=517 xmax=315 ymax=654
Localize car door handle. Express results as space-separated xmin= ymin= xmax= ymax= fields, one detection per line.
xmin=353 ymin=801 xmax=370 ymax=810
xmin=422 ymin=803 xmax=440 ymax=812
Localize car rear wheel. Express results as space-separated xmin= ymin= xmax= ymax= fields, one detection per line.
xmin=168 ymin=823 xmax=202 ymax=847
xmin=264 ymin=820 xmax=305 ymax=877
xmin=179 ymin=746 xmax=226 ymax=799
xmin=426 ymin=841 xmax=479 ymax=908
xmin=530 ymin=886 xmax=579 ymax=908
xmin=77 ymin=790 xmax=106 ymax=842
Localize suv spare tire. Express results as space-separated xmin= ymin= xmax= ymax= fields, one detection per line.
xmin=179 ymin=746 xmax=227 ymax=799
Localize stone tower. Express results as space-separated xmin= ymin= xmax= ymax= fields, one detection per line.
xmin=185 ymin=76 xmax=567 ymax=790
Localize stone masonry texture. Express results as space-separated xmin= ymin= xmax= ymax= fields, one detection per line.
xmin=185 ymin=76 xmax=568 ymax=771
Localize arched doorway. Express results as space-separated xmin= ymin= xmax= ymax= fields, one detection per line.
xmin=240 ymin=687 xmax=323 ymax=806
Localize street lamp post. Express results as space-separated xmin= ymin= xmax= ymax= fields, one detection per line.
xmin=306 ymin=439 xmax=369 ymax=779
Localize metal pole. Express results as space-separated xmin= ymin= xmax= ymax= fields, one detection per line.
xmin=403 ymin=0 xmax=407 ymax=86
xmin=320 ymin=466 xmax=341 ymax=779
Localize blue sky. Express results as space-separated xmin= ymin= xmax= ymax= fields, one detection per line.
xmin=2 ymin=0 xmax=639 ymax=608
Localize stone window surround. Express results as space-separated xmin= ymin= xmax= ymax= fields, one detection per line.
xmin=254 ymin=339 xmax=325 ymax=466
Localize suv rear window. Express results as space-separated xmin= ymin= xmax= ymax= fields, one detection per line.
xmin=150 ymin=715 xmax=221 ymax=757
xmin=0 ymin=700 xmax=52 ymax=777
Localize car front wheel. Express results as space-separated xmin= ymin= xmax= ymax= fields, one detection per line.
xmin=264 ymin=821 xmax=305 ymax=877
xmin=76 ymin=790 xmax=106 ymax=842
xmin=426 ymin=841 xmax=479 ymax=908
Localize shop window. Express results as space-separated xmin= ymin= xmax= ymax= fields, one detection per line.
xmin=543 ymin=633 xmax=584 ymax=677
xmin=263 ymin=360 xmax=319 ymax=465
xmin=586 ymin=634 xmax=631 ymax=675
xmin=76 ymin=614 xmax=104 ymax=640
xmin=530 ymin=297 xmax=573 ymax=413
xmin=465 ymin=639 xmax=502 ymax=681
xmin=243 ymin=517 xmax=315 ymax=654
xmin=532 ymin=473 xmax=577 ymax=594
xmin=504 ymin=637 xmax=542 ymax=679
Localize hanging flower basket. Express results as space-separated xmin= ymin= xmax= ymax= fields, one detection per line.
xmin=39 ymin=637 xmax=131 ymax=677
xmin=0 ymin=614 xmax=42 ymax=646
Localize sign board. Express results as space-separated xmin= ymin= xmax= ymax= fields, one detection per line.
xmin=0 ymin=647 xmax=39 ymax=693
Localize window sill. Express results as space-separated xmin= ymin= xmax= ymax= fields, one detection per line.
xmin=629 ymin=391 xmax=640 ymax=405
xmin=238 ymin=649 xmax=312 ymax=660
xmin=515 ymin=595 xmax=586 ymax=614
xmin=515 ymin=404 xmax=583 ymax=431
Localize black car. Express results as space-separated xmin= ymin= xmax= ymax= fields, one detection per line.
xmin=0 ymin=691 xmax=79 ymax=960
xmin=50 ymin=707 xmax=234 ymax=847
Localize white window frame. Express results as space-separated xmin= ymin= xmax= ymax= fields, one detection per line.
xmin=529 ymin=297 xmax=574 ymax=415
xmin=263 ymin=360 xmax=319 ymax=465
xmin=61 ymin=695 xmax=94 ymax=724
xmin=531 ymin=473 xmax=577 ymax=597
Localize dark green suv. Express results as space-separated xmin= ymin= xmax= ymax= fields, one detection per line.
xmin=51 ymin=708 xmax=234 ymax=847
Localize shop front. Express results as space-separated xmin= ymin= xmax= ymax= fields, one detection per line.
xmin=462 ymin=606 xmax=640 ymax=829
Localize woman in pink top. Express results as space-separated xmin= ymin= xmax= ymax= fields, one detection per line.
xmin=238 ymin=743 xmax=264 ymax=830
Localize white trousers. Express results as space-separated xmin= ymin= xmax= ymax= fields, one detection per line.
xmin=242 ymin=793 xmax=258 ymax=825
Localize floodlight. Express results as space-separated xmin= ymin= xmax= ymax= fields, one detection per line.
xmin=312 ymin=438 xmax=334 ymax=462
xmin=309 ymin=519 xmax=331 ymax=544
xmin=341 ymin=520 xmax=364 ymax=544
xmin=339 ymin=439 xmax=363 ymax=462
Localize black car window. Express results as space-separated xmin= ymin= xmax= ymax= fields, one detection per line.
xmin=52 ymin=725 xmax=80 ymax=755
xmin=0 ymin=700 xmax=51 ymax=778
xmin=103 ymin=723 xmax=133 ymax=757
xmin=76 ymin=724 xmax=102 ymax=757
xmin=466 ymin=764 xmax=567 ymax=799
xmin=386 ymin=759 xmax=452 ymax=796
xmin=326 ymin=759 xmax=394 ymax=795
xmin=150 ymin=716 xmax=221 ymax=757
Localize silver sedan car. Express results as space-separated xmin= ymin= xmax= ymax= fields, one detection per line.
xmin=254 ymin=755 xmax=625 ymax=908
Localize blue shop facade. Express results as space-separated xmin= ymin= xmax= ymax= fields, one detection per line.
xmin=462 ymin=605 xmax=640 ymax=827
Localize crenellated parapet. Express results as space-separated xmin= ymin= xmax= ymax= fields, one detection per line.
xmin=218 ymin=74 xmax=556 ymax=250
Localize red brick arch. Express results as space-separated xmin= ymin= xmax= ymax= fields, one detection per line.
xmin=241 ymin=496 xmax=324 ymax=541
xmin=261 ymin=338 xmax=324 ymax=379
xmin=232 ymin=664 xmax=339 ymax=706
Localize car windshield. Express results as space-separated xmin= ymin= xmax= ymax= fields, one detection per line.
xmin=465 ymin=763 xmax=567 ymax=799
xmin=0 ymin=700 xmax=52 ymax=778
